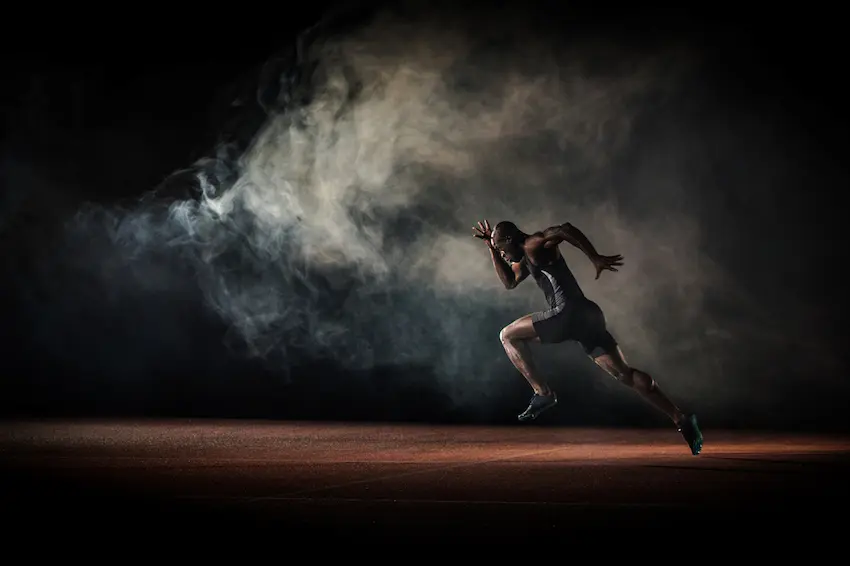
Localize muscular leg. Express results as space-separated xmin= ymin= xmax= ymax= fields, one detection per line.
xmin=593 ymin=346 xmax=686 ymax=427
xmin=499 ymin=315 xmax=551 ymax=395
xmin=501 ymin=315 xmax=558 ymax=422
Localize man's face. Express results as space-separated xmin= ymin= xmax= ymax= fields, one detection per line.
xmin=492 ymin=235 xmax=524 ymax=263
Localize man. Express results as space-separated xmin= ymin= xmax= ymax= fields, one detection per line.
xmin=473 ymin=219 xmax=703 ymax=455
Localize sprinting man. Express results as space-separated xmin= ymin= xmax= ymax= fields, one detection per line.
xmin=473 ymin=218 xmax=703 ymax=455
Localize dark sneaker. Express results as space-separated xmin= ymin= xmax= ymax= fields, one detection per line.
xmin=678 ymin=414 xmax=703 ymax=455
xmin=518 ymin=392 xmax=558 ymax=422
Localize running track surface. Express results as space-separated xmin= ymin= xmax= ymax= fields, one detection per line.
xmin=2 ymin=420 xmax=848 ymax=544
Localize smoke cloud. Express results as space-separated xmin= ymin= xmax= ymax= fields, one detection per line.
xmin=16 ymin=2 xmax=845 ymax=419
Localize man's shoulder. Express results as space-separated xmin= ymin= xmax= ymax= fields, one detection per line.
xmin=523 ymin=234 xmax=553 ymax=258
xmin=526 ymin=229 xmax=555 ymax=246
xmin=541 ymin=223 xmax=567 ymax=236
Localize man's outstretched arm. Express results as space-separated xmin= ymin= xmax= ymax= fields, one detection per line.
xmin=542 ymin=222 xmax=624 ymax=279
xmin=543 ymin=223 xmax=600 ymax=259
xmin=543 ymin=222 xmax=599 ymax=260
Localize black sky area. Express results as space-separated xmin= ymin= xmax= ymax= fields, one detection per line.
xmin=1 ymin=1 xmax=847 ymax=430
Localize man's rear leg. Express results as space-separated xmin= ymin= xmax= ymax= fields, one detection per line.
xmin=499 ymin=315 xmax=558 ymax=421
xmin=593 ymin=346 xmax=703 ymax=455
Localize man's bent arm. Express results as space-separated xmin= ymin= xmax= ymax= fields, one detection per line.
xmin=489 ymin=247 xmax=519 ymax=289
xmin=546 ymin=223 xmax=600 ymax=261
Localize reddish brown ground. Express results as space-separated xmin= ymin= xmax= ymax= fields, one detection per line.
xmin=2 ymin=420 xmax=848 ymax=543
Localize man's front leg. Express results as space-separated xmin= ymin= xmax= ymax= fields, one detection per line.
xmin=499 ymin=315 xmax=558 ymax=421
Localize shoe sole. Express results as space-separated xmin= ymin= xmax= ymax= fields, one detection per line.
xmin=517 ymin=398 xmax=558 ymax=422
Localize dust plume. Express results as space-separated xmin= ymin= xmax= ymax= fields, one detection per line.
xmin=45 ymin=2 xmax=844 ymax=416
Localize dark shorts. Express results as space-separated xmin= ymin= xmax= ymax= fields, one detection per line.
xmin=531 ymin=299 xmax=618 ymax=358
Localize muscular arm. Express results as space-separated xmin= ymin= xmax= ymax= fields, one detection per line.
xmin=489 ymin=247 xmax=529 ymax=290
xmin=541 ymin=222 xmax=600 ymax=261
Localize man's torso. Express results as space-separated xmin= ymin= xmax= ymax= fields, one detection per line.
xmin=523 ymin=245 xmax=585 ymax=309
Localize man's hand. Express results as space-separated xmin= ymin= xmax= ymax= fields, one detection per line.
xmin=472 ymin=219 xmax=494 ymax=249
xmin=591 ymin=253 xmax=624 ymax=279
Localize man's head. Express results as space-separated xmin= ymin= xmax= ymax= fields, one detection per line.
xmin=491 ymin=221 xmax=525 ymax=262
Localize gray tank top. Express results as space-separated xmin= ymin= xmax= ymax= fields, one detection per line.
xmin=524 ymin=253 xmax=585 ymax=310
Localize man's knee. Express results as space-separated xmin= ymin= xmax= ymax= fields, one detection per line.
xmin=500 ymin=316 xmax=538 ymax=346
xmin=499 ymin=326 xmax=514 ymax=345
xmin=500 ymin=324 xmax=528 ymax=346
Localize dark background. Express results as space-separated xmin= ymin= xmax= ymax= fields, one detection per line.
xmin=2 ymin=1 xmax=847 ymax=430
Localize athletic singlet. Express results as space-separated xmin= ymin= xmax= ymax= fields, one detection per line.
xmin=523 ymin=253 xmax=585 ymax=310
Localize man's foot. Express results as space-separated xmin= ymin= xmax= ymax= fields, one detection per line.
xmin=678 ymin=414 xmax=703 ymax=455
xmin=518 ymin=392 xmax=558 ymax=422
